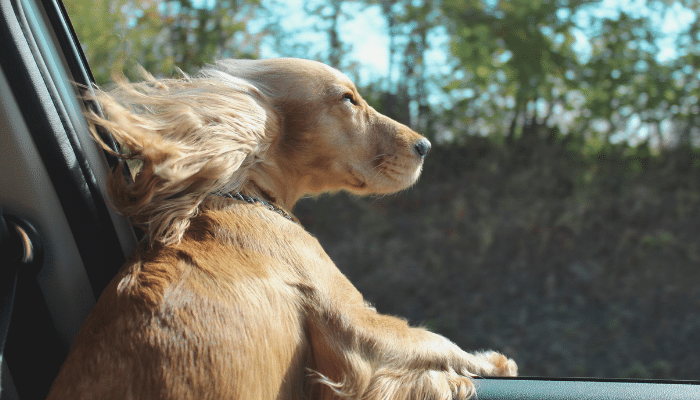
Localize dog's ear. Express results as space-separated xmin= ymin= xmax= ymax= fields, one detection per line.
xmin=86 ymin=73 xmax=279 ymax=245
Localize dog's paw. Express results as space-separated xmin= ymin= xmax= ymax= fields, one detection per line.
xmin=356 ymin=367 xmax=476 ymax=400
xmin=475 ymin=350 xmax=518 ymax=377
xmin=444 ymin=370 xmax=477 ymax=400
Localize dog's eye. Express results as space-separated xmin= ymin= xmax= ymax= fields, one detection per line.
xmin=342 ymin=93 xmax=358 ymax=106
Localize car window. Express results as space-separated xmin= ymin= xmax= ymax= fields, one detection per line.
xmin=63 ymin=0 xmax=700 ymax=381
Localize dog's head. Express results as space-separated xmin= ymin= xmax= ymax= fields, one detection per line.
xmin=90 ymin=58 xmax=430 ymax=244
xmin=207 ymin=58 xmax=430 ymax=204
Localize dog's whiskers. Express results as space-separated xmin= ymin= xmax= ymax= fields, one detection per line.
xmin=367 ymin=154 xmax=393 ymax=186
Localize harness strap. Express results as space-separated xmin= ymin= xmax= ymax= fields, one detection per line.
xmin=222 ymin=192 xmax=296 ymax=222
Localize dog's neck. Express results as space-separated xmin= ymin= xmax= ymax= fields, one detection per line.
xmin=242 ymin=180 xmax=279 ymax=206
xmin=242 ymin=158 xmax=309 ymax=212
xmin=240 ymin=177 xmax=299 ymax=216
xmin=222 ymin=191 xmax=294 ymax=222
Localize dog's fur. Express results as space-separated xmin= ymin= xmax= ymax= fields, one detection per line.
xmin=47 ymin=58 xmax=516 ymax=400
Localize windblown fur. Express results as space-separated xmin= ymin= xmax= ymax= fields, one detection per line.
xmin=86 ymin=67 xmax=279 ymax=244
xmin=49 ymin=58 xmax=516 ymax=400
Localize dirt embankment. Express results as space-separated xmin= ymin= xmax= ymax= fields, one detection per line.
xmin=294 ymin=139 xmax=700 ymax=380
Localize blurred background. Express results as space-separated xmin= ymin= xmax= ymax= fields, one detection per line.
xmin=64 ymin=0 xmax=700 ymax=379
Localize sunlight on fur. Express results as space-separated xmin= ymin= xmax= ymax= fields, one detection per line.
xmin=48 ymin=58 xmax=516 ymax=400
xmin=85 ymin=67 xmax=279 ymax=244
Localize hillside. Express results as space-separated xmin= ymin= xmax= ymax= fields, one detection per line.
xmin=294 ymin=137 xmax=700 ymax=380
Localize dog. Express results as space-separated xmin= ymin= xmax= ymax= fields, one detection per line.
xmin=47 ymin=58 xmax=516 ymax=400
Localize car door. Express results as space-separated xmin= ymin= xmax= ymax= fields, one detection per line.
xmin=0 ymin=0 xmax=137 ymax=398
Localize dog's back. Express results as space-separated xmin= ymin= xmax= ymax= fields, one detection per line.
xmin=48 ymin=204 xmax=318 ymax=399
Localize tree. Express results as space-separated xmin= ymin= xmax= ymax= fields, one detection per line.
xmin=441 ymin=0 xmax=588 ymax=141
xmin=65 ymin=0 xmax=265 ymax=84
xmin=668 ymin=0 xmax=700 ymax=147
xmin=304 ymin=0 xmax=352 ymax=69
xmin=578 ymin=13 xmax=665 ymax=147
xmin=440 ymin=0 xmax=700 ymax=150
xmin=371 ymin=0 xmax=443 ymax=131
xmin=64 ymin=0 xmax=132 ymax=85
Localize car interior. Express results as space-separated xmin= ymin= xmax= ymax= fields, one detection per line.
xmin=0 ymin=0 xmax=699 ymax=399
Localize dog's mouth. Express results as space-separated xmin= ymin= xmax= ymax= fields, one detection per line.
xmin=348 ymin=151 xmax=424 ymax=195
xmin=346 ymin=168 xmax=368 ymax=190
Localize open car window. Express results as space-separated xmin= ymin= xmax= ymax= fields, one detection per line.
xmin=1 ymin=0 xmax=700 ymax=399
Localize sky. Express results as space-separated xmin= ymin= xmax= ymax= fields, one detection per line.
xmin=254 ymin=0 xmax=395 ymax=84
xmin=572 ymin=0 xmax=697 ymax=62
xmin=124 ymin=0 xmax=698 ymax=147
xmin=243 ymin=0 xmax=697 ymax=84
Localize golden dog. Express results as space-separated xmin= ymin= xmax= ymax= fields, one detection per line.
xmin=47 ymin=58 xmax=516 ymax=400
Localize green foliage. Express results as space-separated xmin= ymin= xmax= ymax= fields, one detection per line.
xmin=439 ymin=0 xmax=700 ymax=149
xmin=66 ymin=0 xmax=700 ymax=151
xmin=641 ymin=231 xmax=675 ymax=249
xmin=64 ymin=0 xmax=129 ymax=85
xmin=440 ymin=0 xmax=586 ymax=139
xmin=65 ymin=0 xmax=263 ymax=85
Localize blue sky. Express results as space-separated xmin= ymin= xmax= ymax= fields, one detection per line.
xmin=254 ymin=0 xmax=395 ymax=84
xmin=242 ymin=0 xmax=697 ymax=84
xmin=572 ymin=0 xmax=697 ymax=62
xmin=147 ymin=0 xmax=698 ymax=145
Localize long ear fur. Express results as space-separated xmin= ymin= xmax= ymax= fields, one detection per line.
xmin=87 ymin=69 xmax=279 ymax=245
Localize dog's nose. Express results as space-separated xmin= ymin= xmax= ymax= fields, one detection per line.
xmin=414 ymin=138 xmax=431 ymax=158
